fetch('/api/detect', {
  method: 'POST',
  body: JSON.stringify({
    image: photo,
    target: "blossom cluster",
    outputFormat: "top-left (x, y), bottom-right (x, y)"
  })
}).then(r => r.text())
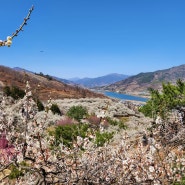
top-left (0, 36), bottom-right (12, 47)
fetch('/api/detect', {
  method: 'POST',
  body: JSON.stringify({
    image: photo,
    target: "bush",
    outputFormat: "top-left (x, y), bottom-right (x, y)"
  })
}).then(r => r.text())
top-left (67, 105), bottom-right (88, 122)
top-left (106, 117), bottom-right (127, 129)
top-left (51, 123), bottom-right (89, 148)
top-left (3, 86), bottom-right (11, 96)
top-left (9, 165), bottom-right (24, 179)
top-left (87, 115), bottom-right (101, 126)
top-left (50, 103), bottom-right (62, 115)
top-left (3, 86), bottom-right (25, 100)
top-left (36, 99), bottom-right (45, 111)
top-left (139, 80), bottom-right (185, 119)
top-left (54, 125), bottom-right (76, 147)
top-left (95, 131), bottom-right (114, 147)
top-left (35, 72), bottom-right (53, 80)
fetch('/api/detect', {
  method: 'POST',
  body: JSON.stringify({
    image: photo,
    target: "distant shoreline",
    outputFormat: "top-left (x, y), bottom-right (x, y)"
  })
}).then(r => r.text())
top-left (103, 91), bottom-right (149, 103)
top-left (92, 89), bottom-right (150, 99)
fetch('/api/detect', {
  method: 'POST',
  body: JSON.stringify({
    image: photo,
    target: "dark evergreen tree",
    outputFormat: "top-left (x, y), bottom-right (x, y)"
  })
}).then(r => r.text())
top-left (50, 103), bottom-right (62, 115)
top-left (139, 79), bottom-right (185, 119)
top-left (67, 105), bottom-right (88, 122)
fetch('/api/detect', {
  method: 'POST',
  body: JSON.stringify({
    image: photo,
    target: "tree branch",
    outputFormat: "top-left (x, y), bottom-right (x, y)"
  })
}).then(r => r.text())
top-left (0, 5), bottom-right (34, 47)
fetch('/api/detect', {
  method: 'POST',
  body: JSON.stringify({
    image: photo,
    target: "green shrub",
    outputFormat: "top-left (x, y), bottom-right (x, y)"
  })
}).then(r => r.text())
top-left (51, 124), bottom-right (89, 148)
top-left (139, 79), bottom-right (185, 119)
top-left (50, 103), bottom-right (62, 115)
top-left (3, 86), bottom-right (11, 96)
top-left (118, 120), bottom-right (127, 129)
top-left (45, 74), bottom-right (53, 80)
top-left (106, 117), bottom-right (118, 126)
top-left (54, 125), bottom-right (76, 147)
top-left (9, 165), bottom-right (24, 179)
top-left (36, 99), bottom-right (45, 111)
top-left (67, 105), bottom-right (88, 122)
top-left (35, 72), bottom-right (53, 80)
top-left (106, 117), bottom-right (127, 129)
top-left (95, 131), bottom-right (114, 147)
top-left (3, 86), bottom-right (25, 100)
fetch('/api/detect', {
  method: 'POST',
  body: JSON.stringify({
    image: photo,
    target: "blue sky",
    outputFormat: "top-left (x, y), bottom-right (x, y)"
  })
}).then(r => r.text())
top-left (0, 0), bottom-right (185, 78)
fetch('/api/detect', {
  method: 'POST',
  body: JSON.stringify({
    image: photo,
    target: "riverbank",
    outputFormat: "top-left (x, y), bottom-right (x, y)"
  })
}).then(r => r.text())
top-left (91, 89), bottom-right (150, 101)
top-left (103, 91), bottom-right (148, 102)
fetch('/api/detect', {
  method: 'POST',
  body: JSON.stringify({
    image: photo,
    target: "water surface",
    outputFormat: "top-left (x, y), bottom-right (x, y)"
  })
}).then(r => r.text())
top-left (104, 91), bottom-right (148, 102)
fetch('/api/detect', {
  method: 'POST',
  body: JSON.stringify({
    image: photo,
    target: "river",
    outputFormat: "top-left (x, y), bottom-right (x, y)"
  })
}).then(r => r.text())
top-left (104, 91), bottom-right (148, 102)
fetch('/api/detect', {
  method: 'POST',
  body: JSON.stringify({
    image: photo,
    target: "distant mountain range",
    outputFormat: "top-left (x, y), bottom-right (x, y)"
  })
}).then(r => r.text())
top-left (13, 67), bottom-right (129, 88)
top-left (70, 73), bottom-right (129, 88)
top-left (7, 64), bottom-right (185, 98)
top-left (102, 64), bottom-right (185, 96)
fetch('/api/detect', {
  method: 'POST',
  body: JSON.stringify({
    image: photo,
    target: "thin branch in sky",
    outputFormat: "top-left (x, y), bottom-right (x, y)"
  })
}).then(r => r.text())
top-left (0, 5), bottom-right (34, 47)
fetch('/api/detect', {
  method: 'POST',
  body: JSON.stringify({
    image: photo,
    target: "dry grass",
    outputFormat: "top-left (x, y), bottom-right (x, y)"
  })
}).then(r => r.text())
top-left (0, 66), bottom-right (106, 101)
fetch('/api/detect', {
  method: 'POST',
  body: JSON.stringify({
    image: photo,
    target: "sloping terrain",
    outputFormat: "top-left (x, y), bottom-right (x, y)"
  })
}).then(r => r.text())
top-left (13, 67), bottom-right (75, 85)
top-left (0, 65), bottom-right (105, 101)
top-left (103, 64), bottom-right (185, 96)
top-left (1, 89), bottom-right (185, 184)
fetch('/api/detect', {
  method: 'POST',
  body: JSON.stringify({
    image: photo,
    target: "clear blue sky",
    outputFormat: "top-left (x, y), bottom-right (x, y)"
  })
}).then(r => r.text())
top-left (0, 0), bottom-right (185, 78)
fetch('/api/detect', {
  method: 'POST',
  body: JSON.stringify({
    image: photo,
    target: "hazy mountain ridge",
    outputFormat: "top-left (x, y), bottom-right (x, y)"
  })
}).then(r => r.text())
top-left (13, 67), bottom-right (129, 87)
top-left (71, 73), bottom-right (129, 88)
top-left (0, 65), bottom-right (106, 101)
top-left (13, 67), bottom-right (74, 85)
top-left (103, 64), bottom-right (185, 96)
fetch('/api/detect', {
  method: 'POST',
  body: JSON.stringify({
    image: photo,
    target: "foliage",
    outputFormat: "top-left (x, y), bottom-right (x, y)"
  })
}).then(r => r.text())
top-left (3, 86), bottom-right (25, 100)
top-left (9, 165), bottom-right (24, 179)
top-left (50, 124), bottom-right (89, 148)
top-left (35, 72), bottom-right (53, 80)
top-left (139, 79), bottom-right (185, 119)
top-left (106, 117), bottom-right (127, 129)
top-left (94, 131), bottom-right (114, 147)
top-left (3, 86), bottom-right (11, 96)
top-left (50, 103), bottom-right (62, 115)
top-left (45, 74), bottom-right (53, 81)
top-left (174, 177), bottom-right (185, 185)
top-left (118, 119), bottom-right (128, 129)
top-left (36, 98), bottom-right (45, 111)
top-left (67, 105), bottom-right (88, 122)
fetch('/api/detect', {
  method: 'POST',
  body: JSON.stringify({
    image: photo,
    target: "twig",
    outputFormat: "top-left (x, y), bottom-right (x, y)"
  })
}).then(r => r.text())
top-left (11, 5), bottom-right (34, 39)
top-left (0, 5), bottom-right (34, 47)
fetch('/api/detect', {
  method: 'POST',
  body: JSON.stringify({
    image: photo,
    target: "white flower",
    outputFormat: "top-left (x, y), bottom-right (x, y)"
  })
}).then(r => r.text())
top-left (6, 40), bottom-right (12, 47)
top-left (149, 166), bottom-right (155, 172)
top-left (7, 36), bottom-right (12, 41)
top-left (105, 176), bottom-right (111, 181)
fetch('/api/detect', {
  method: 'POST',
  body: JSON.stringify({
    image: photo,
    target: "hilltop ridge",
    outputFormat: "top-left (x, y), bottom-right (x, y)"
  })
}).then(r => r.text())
top-left (102, 64), bottom-right (185, 96)
top-left (0, 65), bottom-right (106, 101)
